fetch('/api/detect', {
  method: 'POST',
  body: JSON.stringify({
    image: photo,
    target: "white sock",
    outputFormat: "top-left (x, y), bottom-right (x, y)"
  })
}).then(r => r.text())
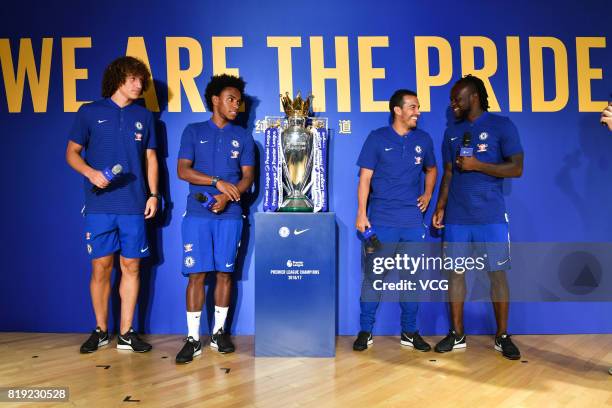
top-left (187, 311), bottom-right (201, 341)
top-left (213, 306), bottom-right (229, 334)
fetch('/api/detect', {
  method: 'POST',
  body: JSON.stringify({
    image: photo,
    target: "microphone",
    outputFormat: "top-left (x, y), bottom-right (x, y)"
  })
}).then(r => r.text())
top-left (359, 227), bottom-right (382, 254)
top-left (459, 132), bottom-right (473, 157)
top-left (92, 164), bottom-right (122, 192)
top-left (194, 192), bottom-right (217, 211)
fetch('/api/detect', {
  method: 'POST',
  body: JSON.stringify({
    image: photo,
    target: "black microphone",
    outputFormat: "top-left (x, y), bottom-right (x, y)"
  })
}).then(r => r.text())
top-left (92, 164), bottom-right (122, 193)
top-left (459, 132), bottom-right (473, 157)
top-left (194, 192), bottom-right (217, 211)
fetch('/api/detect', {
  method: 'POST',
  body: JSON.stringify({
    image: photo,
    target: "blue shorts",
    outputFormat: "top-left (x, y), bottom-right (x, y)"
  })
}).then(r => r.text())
top-left (181, 215), bottom-right (243, 275)
top-left (443, 223), bottom-right (510, 271)
top-left (84, 214), bottom-right (149, 259)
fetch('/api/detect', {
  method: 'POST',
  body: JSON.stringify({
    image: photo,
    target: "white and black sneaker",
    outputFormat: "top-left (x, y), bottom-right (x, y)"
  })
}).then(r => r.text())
top-left (80, 327), bottom-right (109, 353)
top-left (117, 327), bottom-right (152, 353)
top-left (434, 330), bottom-right (466, 353)
top-left (175, 336), bottom-right (202, 364)
top-left (210, 329), bottom-right (235, 353)
top-left (400, 331), bottom-right (431, 352)
top-left (353, 331), bottom-right (374, 351)
top-left (494, 333), bottom-right (521, 360)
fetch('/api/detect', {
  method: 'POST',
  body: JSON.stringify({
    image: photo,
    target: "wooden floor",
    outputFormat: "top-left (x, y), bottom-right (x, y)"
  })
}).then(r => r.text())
top-left (0, 333), bottom-right (611, 407)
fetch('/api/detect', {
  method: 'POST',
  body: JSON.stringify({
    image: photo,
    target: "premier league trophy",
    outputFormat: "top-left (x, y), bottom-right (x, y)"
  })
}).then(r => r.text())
top-left (263, 92), bottom-right (329, 213)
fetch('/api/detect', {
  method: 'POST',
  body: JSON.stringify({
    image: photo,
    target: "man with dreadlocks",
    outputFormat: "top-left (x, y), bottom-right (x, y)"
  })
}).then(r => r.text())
top-left (432, 75), bottom-right (524, 360)
top-left (66, 56), bottom-right (159, 353)
top-left (175, 74), bottom-right (255, 364)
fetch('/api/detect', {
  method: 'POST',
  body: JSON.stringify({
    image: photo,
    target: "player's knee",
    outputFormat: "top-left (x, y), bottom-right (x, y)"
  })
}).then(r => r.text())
top-left (188, 273), bottom-right (206, 285)
top-left (119, 259), bottom-right (140, 277)
top-left (488, 270), bottom-right (507, 287)
top-left (91, 257), bottom-right (113, 277)
top-left (217, 272), bottom-right (232, 284)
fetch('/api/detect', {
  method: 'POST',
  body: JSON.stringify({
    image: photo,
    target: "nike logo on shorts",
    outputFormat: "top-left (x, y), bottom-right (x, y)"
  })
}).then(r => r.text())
top-left (497, 259), bottom-right (509, 266)
top-left (225, 263), bottom-right (233, 268)
top-left (450, 137), bottom-right (458, 141)
top-left (140, 247), bottom-right (149, 253)
top-left (97, 119), bottom-right (108, 124)
top-left (200, 140), bottom-right (208, 144)
top-left (385, 148), bottom-right (393, 151)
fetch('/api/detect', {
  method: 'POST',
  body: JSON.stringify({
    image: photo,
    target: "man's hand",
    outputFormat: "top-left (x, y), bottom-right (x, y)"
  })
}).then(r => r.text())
top-left (355, 213), bottom-right (371, 233)
top-left (432, 208), bottom-right (445, 229)
top-left (216, 180), bottom-right (241, 201)
top-left (417, 193), bottom-right (432, 213)
top-left (601, 105), bottom-right (612, 132)
top-left (144, 197), bottom-right (158, 219)
top-left (86, 168), bottom-right (110, 189)
top-left (211, 194), bottom-right (230, 213)
top-left (456, 155), bottom-right (482, 172)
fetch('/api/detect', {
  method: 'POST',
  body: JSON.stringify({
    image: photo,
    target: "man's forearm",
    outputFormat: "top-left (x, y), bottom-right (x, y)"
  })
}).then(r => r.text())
top-left (435, 171), bottom-right (452, 210)
top-left (357, 179), bottom-right (370, 216)
top-left (146, 153), bottom-right (159, 193)
top-left (423, 167), bottom-right (437, 196)
top-left (236, 175), bottom-right (254, 194)
top-left (66, 150), bottom-right (94, 178)
top-left (475, 161), bottom-right (522, 178)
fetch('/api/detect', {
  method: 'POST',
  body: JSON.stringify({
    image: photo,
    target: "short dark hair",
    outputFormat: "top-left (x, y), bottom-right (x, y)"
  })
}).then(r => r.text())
top-left (453, 74), bottom-right (489, 111)
top-left (101, 56), bottom-right (151, 98)
top-left (204, 74), bottom-right (246, 111)
top-left (389, 89), bottom-right (417, 117)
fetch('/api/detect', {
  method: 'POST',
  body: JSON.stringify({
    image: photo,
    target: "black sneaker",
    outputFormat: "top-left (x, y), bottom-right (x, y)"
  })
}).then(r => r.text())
top-left (210, 329), bottom-right (235, 353)
top-left (400, 331), bottom-right (431, 352)
top-left (495, 333), bottom-right (521, 360)
top-left (80, 327), bottom-right (109, 353)
top-left (353, 331), bottom-right (373, 351)
top-left (175, 336), bottom-right (202, 364)
top-left (434, 330), bottom-right (467, 353)
top-left (117, 327), bottom-right (152, 353)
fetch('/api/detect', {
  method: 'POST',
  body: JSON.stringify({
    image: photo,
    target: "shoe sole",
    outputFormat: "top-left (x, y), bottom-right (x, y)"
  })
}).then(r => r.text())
top-left (353, 338), bottom-right (374, 351)
top-left (80, 338), bottom-right (109, 354)
top-left (400, 341), bottom-right (431, 352)
top-left (435, 343), bottom-right (467, 353)
top-left (494, 344), bottom-right (520, 360)
top-left (176, 348), bottom-right (202, 364)
top-left (209, 342), bottom-right (235, 354)
top-left (117, 344), bottom-right (152, 353)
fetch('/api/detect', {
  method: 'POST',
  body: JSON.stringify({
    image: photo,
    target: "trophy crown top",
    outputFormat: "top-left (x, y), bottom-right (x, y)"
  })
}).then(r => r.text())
top-left (280, 92), bottom-right (313, 117)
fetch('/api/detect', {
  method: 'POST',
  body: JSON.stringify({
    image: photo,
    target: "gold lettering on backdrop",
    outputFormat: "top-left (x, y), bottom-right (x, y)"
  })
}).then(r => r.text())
top-left (414, 36), bottom-right (453, 112)
top-left (267, 36), bottom-right (302, 112)
top-left (62, 37), bottom-right (91, 112)
top-left (529, 37), bottom-right (569, 112)
top-left (506, 36), bottom-right (523, 112)
top-left (0, 38), bottom-right (53, 113)
top-left (575, 37), bottom-right (607, 112)
top-left (166, 37), bottom-right (205, 112)
top-left (310, 36), bottom-right (351, 112)
top-left (126, 36), bottom-right (160, 112)
top-left (358, 36), bottom-right (389, 112)
top-left (460, 36), bottom-right (500, 112)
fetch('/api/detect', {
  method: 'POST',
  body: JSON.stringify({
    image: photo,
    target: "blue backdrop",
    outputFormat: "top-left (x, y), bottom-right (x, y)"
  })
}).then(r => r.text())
top-left (1, 0), bottom-right (611, 335)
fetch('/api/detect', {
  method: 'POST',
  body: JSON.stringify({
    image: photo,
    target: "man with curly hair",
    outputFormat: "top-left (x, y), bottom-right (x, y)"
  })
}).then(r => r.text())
top-left (175, 74), bottom-right (255, 364)
top-left (66, 56), bottom-right (158, 354)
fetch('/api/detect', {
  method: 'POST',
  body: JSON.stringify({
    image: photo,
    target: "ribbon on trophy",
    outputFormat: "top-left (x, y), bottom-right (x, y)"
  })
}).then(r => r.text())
top-left (310, 126), bottom-right (328, 212)
top-left (263, 126), bottom-right (281, 212)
